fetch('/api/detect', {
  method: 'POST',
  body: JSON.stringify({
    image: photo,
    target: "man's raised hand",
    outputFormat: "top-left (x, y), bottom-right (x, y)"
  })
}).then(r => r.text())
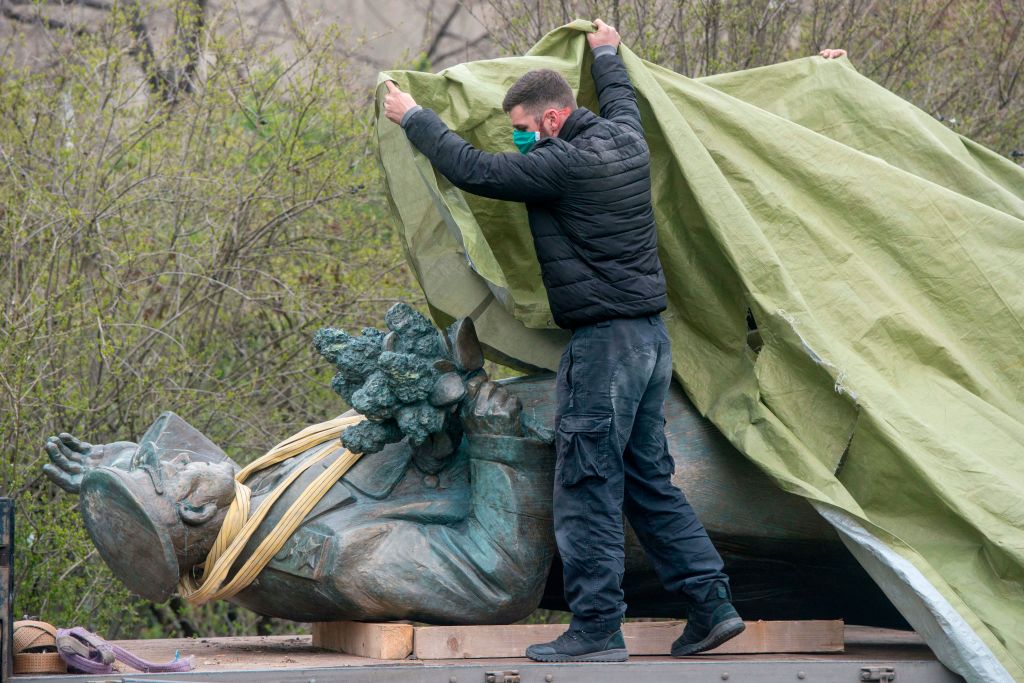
top-left (383, 81), bottom-right (419, 125)
top-left (588, 18), bottom-right (620, 51)
top-left (819, 48), bottom-right (847, 59)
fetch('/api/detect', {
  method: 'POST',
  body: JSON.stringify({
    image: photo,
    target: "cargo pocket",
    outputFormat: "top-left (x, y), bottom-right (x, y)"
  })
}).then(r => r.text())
top-left (556, 413), bottom-right (612, 487)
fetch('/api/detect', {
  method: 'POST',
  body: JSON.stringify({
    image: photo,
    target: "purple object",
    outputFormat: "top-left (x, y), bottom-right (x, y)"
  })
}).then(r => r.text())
top-left (56, 626), bottom-right (194, 674)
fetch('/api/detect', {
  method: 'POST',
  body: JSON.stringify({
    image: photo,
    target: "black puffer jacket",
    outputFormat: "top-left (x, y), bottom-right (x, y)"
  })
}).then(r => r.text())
top-left (402, 53), bottom-right (666, 329)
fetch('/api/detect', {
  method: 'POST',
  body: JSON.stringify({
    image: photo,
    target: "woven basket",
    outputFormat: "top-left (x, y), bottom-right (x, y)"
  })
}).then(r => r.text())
top-left (13, 620), bottom-right (67, 674)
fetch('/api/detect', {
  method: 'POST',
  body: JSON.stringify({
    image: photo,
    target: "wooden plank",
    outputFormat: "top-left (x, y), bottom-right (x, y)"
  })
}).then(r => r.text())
top-left (35, 630), bottom-right (938, 678)
top-left (844, 625), bottom-right (923, 646)
top-left (413, 620), bottom-right (844, 659)
top-left (414, 623), bottom-right (561, 659)
top-left (109, 635), bottom-right (422, 671)
top-left (312, 622), bottom-right (413, 660)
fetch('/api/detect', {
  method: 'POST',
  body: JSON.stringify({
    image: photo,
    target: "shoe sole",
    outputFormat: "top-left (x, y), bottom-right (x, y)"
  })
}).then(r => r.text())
top-left (671, 618), bottom-right (746, 657)
top-left (526, 648), bottom-right (629, 663)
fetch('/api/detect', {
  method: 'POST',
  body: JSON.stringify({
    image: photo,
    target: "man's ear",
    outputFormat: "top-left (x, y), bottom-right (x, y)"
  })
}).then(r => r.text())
top-left (545, 107), bottom-right (573, 136)
top-left (177, 500), bottom-right (219, 526)
top-left (542, 108), bottom-right (560, 135)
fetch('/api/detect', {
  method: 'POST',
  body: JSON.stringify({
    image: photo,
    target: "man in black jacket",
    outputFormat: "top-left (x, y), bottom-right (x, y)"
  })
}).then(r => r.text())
top-left (383, 20), bottom-right (743, 662)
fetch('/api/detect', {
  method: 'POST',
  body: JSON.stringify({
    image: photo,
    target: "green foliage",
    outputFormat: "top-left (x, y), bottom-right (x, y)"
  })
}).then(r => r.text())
top-left (484, 0), bottom-right (1024, 157)
top-left (0, 10), bottom-right (418, 637)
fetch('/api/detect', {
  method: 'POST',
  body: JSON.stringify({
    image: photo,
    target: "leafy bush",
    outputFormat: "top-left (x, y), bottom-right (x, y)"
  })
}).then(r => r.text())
top-left (0, 12), bottom-right (417, 637)
top-left (483, 0), bottom-right (1024, 157)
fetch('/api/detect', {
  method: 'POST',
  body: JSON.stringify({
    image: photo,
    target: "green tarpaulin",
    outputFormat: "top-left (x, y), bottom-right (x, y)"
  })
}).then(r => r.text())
top-left (375, 21), bottom-right (1024, 682)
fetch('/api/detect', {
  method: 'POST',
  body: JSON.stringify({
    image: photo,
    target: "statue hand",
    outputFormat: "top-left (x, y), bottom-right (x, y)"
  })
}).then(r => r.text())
top-left (43, 433), bottom-right (136, 493)
top-left (460, 378), bottom-right (522, 437)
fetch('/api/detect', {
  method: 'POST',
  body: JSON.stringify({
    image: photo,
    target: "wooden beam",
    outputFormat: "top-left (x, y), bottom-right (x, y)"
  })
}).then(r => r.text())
top-left (312, 621), bottom-right (413, 660)
top-left (413, 620), bottom-right (844, 659)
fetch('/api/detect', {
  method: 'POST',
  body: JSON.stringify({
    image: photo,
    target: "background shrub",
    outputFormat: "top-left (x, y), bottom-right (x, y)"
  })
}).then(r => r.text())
top-left (0, 11), bottom-right (417, 636)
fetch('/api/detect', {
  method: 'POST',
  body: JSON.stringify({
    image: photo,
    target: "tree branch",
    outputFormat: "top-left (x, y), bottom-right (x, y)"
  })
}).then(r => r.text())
top-left (424, 2), bottom-right (461, 60)
top-left (431, 31), bottom-right (489, 63)
top-left (121, 0), bottom-right (170, 96)
top-left (7, 0), bottom-right (111, 8)
top-left (1, 3), bottom-right (93, 37)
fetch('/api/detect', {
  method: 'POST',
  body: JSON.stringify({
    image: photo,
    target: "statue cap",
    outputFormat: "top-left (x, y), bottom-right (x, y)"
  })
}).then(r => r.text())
top-left (79, 467), bottom-right (179, 602)
top-left (137, 411), bottom-right (230, 465)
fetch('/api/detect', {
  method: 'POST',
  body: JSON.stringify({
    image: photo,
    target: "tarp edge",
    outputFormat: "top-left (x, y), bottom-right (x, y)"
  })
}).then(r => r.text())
top-left (812, 502), bottom-right (1014, 683)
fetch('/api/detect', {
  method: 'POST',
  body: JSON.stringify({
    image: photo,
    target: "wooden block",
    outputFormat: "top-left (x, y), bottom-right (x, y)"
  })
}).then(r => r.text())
top-left (623, 620), bottom-right (844, 656)
top-left (415, 624), bottom-right (564, 660)
top-left (312, 621), bottom-right (413, 660)
top-left (413, 620), bottom-right (844, 659)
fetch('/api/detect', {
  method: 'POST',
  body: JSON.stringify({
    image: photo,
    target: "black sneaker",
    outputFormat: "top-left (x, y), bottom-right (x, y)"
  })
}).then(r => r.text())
top-left (525, 627), bottom-right (628, 662)
top-left (671, 601), bottom-right (745, 656)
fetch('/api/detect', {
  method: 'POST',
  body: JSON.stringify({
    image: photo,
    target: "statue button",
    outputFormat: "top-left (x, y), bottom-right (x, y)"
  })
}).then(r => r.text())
top-left (423, 474), bottom-right (439, 489)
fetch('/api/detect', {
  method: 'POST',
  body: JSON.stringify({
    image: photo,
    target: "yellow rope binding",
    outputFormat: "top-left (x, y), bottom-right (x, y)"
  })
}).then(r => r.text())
top-left (179, 414), bottom-right (366, 605)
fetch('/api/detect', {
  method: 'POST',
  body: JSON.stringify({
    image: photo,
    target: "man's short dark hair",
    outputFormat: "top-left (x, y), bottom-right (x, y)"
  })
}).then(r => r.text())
top-left (502, 69), bottom-right (576, 117)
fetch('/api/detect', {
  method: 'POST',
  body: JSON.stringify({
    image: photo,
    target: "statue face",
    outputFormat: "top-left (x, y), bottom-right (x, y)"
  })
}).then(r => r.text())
top-left (167, 458), bottom-right (238, 519)
top-left (79, 457), bottom-right (236, 601)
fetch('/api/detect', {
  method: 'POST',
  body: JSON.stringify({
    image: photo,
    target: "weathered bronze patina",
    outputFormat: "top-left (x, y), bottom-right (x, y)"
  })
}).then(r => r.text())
top-left (44, 304), bottom-right (904, 626)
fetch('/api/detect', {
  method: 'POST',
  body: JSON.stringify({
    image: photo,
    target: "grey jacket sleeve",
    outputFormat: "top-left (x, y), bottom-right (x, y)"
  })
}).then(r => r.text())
top-left (400, 105), bottom-right (423, 127)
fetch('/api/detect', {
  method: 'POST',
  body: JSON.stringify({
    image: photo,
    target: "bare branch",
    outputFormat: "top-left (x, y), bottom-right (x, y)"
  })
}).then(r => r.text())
top-left (431, 30), bottom-right (489, 63)
top-left (7, 0), bottom-right (111, 8)
top-left (424, 2), bottom-right (462, 60)
top-left (1, 3), bottom-right (93, 36)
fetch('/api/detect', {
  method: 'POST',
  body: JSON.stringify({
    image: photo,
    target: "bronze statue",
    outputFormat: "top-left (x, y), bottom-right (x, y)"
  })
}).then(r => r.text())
top-left (43, 304), bottom-right (905, 627)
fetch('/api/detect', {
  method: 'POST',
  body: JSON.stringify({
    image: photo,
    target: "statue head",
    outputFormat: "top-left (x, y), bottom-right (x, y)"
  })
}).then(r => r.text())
top-left (79, 442), bottom-right (236, 602)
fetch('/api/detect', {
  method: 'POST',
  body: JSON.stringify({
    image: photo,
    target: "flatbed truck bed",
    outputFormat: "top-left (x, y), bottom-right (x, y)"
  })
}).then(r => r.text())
top-left (11, 626), bottom-right (962, 683)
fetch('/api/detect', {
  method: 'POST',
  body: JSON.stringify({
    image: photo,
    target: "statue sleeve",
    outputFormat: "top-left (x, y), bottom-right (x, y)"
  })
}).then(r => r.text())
top-left (350, 434), bottom-right (556, 624)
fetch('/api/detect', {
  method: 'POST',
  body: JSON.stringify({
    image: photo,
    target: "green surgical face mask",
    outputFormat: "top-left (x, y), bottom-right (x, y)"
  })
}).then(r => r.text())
top-left (512, 129), bottom-right (540, 154)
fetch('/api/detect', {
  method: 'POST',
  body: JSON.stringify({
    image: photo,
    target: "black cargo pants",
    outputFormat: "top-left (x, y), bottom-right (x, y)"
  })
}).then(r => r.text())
top-left (554, 314), bottom-right (731, 633)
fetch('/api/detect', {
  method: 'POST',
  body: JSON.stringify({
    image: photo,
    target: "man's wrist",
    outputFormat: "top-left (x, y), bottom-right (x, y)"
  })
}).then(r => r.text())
top-left (400, 105), bottom-right (423, 128)
top-left (591, 44), bottom-right (618, 60)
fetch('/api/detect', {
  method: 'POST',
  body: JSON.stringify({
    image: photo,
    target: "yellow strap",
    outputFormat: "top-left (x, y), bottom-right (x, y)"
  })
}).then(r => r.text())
top-left (235, 414), bottom-right (365, 481)
top-left (179, 415), bottom-right (366, 605)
